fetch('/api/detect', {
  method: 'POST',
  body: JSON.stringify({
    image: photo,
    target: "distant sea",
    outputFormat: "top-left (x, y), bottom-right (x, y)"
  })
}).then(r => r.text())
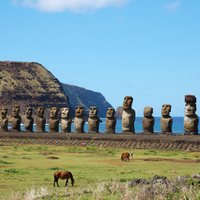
top-left (19, 117), bottom-right (200, 135)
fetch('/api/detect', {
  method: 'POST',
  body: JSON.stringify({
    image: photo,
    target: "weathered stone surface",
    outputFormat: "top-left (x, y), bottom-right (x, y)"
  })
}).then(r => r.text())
top-left (142, 106), bottom-right (154, 134)
top-left (105, 107), bottom-right (116, 134)
top-left (61, 107), bottom-right (72, 133)
top-left (24, 106), bottom-right (34, 132)
top-left (0, 107), bottom-right (8, 131)
top-left (74, 105), bottom-right (85, 133)
top-left (184, 95), bottom-right (198, 134)
top-left (49, 107), bottom-right (59, 132)
top-left (35, 107), bottom-right (46, 132)
top-left (161, 104), bottom-right (173, 134)
top-left (122, 96), bottom-right (135, 133)
top-left (88, 106), bottom-right (101, 133)
top-left (11, 105), bottom-right (22, 132)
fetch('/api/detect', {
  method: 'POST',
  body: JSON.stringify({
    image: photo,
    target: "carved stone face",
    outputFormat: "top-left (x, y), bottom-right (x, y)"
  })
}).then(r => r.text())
top-left (13, 105), bottom-right (20, 117)
top-left (89, 106), bottom-right (98, 118)
top-left (1, 107), bottom-right (8, 118)
top-left (75, 106), bottom-right (84, 117)
top-left (106, 108), bottom-right (115, 118)
top-left (144, 107), bottom-right (153, 117)
top-left (185, 103), bottom-right (196, 116)
top-left (25, 106), bottom-right (33, 117)
top-left (162, 104), bottom-right (171, 117)
top-left (61, 107), bottom-right (70, 118)
top-left (123, 96), bottom-right (133, 110)
top-left (50, 107), bottom-right (58, 118)
top-left (37, 107), bottom-right (45, 118)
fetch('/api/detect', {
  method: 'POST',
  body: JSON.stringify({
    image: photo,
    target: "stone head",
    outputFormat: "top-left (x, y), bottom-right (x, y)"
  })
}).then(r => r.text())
top-left (61, 107), bottom-right (70, 118)
top-left (36, 107), bottom-right (45, 118)
top-left (144, 107), bottom-right (153, 117)
top-left (89, 106), bottom-right (98, 118)
top-left (25, 106), bottom-right (33, 117)
top-left (1, 107), bottom-right (8, 118)
top-left (123, 96), bottom-right (133, 110)
top-left (50, 107), bottom-right (58, 119)
top-left (162, 104), bottom-right (171, 117)
top-left (13, 105), bottom-right (20, 117)
top-left (106, 107), bottom-right (115, 118)
top-left (75, 105), bottom-right (84, 118)
top-left (185, 103), bottom-right (196, 117)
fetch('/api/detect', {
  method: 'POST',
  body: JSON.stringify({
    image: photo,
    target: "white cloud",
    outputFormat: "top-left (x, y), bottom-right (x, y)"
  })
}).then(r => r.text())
top-left (16, 0), bottom-right (128, 13)
top-left (165, 0), bottom-right (181, 13)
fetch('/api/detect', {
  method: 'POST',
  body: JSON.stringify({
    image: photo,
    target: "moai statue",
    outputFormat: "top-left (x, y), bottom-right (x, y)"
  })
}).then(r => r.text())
top-left (88, 106), bottom-right (101, 133)
top-left (61, 107), bottom-right (72, 133)
top-left (24, 106), bottom-right (34, 132)
top-left (105, 107), bottom-right (116, 134)
top-left (122, 96), bottom-right (135, 133)
top-left (161, 104), bottom-right (173, 134)
top-left (35, 107), bottom-right (46, 132)
top-left (74, 105), bottom-right (85, 133)
top-left (49, 107), bottom-right (59, 132)
top-left (0, 107), bottom-right (8, 131)
top-left (184, 95), bottom-right (198, 134)
top-left (142, 106), bottom-right (154, 134)
top-left (11, 105), bottom-right (22, 132)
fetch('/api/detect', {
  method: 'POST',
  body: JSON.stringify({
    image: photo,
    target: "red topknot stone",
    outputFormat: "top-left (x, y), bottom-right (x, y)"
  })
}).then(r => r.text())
top-left (185, 95), bottom-right (196, 104)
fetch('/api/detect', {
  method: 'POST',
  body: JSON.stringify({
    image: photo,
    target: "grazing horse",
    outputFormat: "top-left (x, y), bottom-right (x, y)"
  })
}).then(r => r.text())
top-left (53, 171), bottom-right (74, 187)
top-left (121, 151), bottom-right (133, 161)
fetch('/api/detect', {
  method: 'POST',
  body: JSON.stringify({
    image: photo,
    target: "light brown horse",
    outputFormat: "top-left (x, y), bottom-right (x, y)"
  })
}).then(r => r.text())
top-left (53, 171), bottom-right (74, 187)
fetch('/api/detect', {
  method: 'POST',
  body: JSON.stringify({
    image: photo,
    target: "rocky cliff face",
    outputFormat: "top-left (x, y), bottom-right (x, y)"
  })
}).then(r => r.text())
top-left (0, 61), bottom-right (69, 115)
top-left (62, 83), bottom-right (112, 117)
top-left (0, 61), bottom-right (112, 117)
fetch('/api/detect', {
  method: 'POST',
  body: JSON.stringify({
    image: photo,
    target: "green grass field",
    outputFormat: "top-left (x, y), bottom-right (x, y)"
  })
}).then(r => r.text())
top-left (0, 144), bottom-right (200, 200)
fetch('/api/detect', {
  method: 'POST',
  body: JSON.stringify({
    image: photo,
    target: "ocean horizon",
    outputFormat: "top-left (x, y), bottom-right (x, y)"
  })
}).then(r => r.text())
top-left (18, 117), bottom-right (200, 135)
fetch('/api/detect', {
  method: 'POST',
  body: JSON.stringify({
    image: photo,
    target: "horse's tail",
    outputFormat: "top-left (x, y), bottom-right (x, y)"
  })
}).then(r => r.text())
top-left (69, 172), bottom-right (74, 186)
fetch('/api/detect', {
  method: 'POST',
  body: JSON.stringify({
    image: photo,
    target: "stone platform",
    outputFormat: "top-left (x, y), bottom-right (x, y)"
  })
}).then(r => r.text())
top-left (0, 132), bottom-right (199, 152)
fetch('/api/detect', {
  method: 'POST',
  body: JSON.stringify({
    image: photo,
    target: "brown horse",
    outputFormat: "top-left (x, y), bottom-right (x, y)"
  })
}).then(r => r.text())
top-left (53, 171), bottom-right (74, 187)
top-left (121, 151), bottom-right (133, 161)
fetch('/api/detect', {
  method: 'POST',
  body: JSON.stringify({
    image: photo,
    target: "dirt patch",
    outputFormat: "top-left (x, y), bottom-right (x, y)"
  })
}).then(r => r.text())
top-left (47, 156), bottom-right (59, 159)
top-left (134, 158), bottom-right (200, 163)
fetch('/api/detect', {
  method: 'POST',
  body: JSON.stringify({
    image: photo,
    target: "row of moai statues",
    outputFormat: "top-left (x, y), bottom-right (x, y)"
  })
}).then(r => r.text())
top-left (122, 95), bottom-right (198, 135)
top-left (0, 105), bottom-right (115, 133)
top-left (0, 95), bottom-right (198, 134)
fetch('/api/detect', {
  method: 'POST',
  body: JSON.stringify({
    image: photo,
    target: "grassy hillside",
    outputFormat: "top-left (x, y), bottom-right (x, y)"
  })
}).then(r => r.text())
top-left (0, 144), bottom-right (199, 199)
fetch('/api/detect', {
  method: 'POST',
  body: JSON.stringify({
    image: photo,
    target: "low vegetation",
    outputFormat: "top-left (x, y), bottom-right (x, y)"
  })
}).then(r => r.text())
top-left (0, 144), bottom-right (199, 199)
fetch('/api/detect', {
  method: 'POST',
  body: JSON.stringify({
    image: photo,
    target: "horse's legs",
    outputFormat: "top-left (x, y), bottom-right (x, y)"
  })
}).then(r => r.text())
top-left (54, 176), bottom-right (59, 187)
top-left (65, 178), bottom-right (68, 187)
top-left (57, 179), bottom-right (59, 187)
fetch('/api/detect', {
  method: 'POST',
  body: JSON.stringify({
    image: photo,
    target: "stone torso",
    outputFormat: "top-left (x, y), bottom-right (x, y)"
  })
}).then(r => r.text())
top-left (12, 116), bottom-right (22, 132)
top-left (61, 118), bottom-right (72, 133)
top-left (74, 117), bottom-right (85, 133)
top-left (142, 107), bottom-right (154, 134)
top-left (49, 118), bottom-right (59, 132)
top-left (184, 115), bottom-right (198, 134)
top-left (161, 117), bottom-right (172, 134)
top-left (106, 118), bottom-right (116, 133)
top-left (24, 117), bottom-right (34, 132)
top-left (122, 109), bottom-right (135, 133)
top-left (88, 117), bottom-right (100, 133)
top-left (36, 117), bottom-right (46, 132)
top-left (0, 117), bottom-right (8, 131)
top-left (142, 117), bottom-right (154, 133)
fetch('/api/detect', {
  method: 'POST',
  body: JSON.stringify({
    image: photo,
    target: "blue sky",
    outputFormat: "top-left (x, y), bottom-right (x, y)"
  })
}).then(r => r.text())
top-left (1, 0), bottom-right (200, 116)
